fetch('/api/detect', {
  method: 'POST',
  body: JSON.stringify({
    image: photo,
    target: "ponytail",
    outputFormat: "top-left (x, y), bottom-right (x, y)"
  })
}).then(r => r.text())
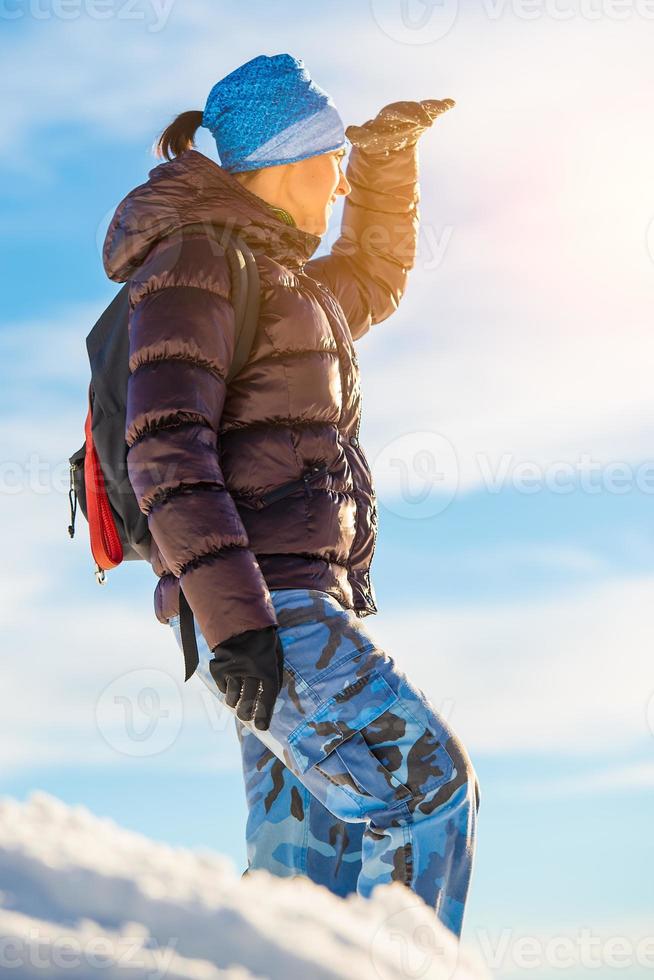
top-left (153, 110), bottom-right (204, 161)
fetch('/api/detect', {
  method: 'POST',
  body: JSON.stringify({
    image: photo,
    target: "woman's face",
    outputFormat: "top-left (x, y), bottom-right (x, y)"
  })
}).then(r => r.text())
top-left (237, 148), bottom-right (351, 237)
top-left (281, 148), bottom-right (351, 236)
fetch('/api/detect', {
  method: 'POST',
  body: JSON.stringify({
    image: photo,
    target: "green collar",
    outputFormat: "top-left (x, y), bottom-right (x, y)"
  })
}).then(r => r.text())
top-left (265, 203), bottom-right (297, 227)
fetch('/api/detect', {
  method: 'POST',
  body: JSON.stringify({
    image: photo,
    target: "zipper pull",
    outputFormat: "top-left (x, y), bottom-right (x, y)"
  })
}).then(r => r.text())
top-left (303, 464), bottom-right (329, 499)
top-left (303, 469), bottom-right (315, 498)
top-left (68, 462), bottom-right (78, 538)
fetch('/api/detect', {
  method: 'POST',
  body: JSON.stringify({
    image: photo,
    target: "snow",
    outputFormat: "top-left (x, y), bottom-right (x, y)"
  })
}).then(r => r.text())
top-left (0, 791), bottom-right (490, 980)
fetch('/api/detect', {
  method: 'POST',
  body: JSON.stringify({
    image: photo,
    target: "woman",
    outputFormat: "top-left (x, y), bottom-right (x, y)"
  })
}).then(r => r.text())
top-left (103, 53), bottom-right (479, 937)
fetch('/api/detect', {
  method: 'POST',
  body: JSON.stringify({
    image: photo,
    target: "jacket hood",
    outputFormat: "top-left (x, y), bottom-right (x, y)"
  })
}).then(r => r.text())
top-left (102, 149), bottom-right (323, 282)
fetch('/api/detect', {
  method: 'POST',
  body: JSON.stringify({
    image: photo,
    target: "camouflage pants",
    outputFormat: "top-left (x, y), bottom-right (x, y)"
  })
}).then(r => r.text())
top-left (170, 588), bottom-right (480, 938)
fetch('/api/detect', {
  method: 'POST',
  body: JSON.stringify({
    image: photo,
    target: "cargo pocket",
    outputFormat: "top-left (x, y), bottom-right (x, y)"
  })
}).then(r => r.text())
top-left (353, 699), bottom-right (456, 806)
top-left (290, 677), bottom-right (460, 818)
top-left (287, 670), bottom-right (418, 819)
top-left (287, 669), bottom-right (399, 776)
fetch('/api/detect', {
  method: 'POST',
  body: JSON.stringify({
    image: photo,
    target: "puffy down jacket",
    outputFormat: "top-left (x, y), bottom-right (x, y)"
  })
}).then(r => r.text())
top-left (102, 144), bottom-right (419, 656)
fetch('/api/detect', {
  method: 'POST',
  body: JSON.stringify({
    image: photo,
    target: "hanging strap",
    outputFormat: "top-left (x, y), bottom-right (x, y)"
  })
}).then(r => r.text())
top-left (179, 586), bottom-right (199, 682)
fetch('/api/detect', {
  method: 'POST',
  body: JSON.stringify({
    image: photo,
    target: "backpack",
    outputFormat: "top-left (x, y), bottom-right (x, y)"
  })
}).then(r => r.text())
top-left (68, 223), bottom-right (261, 679)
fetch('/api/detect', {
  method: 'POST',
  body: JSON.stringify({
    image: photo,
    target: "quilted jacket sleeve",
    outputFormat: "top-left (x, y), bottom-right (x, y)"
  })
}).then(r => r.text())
top-left (124, 235), bottom-right (278, 652)
top-left (305, 142), bottom-right (420, 342)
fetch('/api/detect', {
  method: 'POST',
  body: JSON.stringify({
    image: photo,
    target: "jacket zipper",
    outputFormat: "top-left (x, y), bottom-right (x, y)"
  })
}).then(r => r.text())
top-left (352, 439), bottom-right (379, 615)
top-left (350, 351), bottom-right (378, 613)
top-left (256, 463), bottom-right (331, 509)
top-left (306, 274), bottom-right (377, 611)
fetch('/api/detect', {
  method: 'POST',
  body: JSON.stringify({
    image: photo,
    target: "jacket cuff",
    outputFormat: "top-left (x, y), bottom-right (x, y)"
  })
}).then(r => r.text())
top-left (179, 547), bottom-right (278, 651)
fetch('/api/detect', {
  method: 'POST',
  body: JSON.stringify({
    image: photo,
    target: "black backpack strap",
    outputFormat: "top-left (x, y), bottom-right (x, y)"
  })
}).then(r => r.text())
top-left (157, 222), bottom-right (260, 383)
top-left (174, 226), bottom-right (261, 682)
top-left (224, 234), bottom-right (261, 384)
top-left (179, 585), bottom-right (199, 682)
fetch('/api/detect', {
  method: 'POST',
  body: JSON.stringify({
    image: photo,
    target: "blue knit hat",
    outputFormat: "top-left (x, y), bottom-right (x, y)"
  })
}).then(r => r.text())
top-left (202, 53), bottom-right (346, 173)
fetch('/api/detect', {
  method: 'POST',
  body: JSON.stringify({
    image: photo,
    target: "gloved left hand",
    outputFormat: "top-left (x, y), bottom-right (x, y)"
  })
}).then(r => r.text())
top-left (345, 99), bottom-right (455, 155)
top-left (209, 625), bottom-right (284, 731)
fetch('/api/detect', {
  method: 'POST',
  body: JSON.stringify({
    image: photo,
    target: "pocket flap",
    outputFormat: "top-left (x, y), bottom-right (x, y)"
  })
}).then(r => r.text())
top-left (288, 669), bottom-right (398, 774)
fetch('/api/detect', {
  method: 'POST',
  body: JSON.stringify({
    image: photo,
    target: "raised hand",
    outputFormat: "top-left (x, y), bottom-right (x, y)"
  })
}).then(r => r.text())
top-left (345, 98), bottom-right (456, 155)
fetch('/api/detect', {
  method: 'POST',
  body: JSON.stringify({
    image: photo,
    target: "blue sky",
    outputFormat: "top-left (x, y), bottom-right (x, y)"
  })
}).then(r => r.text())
top-left (2, 2), bottom-right (654, 976)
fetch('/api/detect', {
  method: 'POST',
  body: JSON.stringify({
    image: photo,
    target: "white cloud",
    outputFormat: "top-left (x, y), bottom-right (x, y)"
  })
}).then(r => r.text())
top-left (415, 543), bottom-right (610, 577)
top-left (0, 303), bottom-right (101, 390)
top-left (518, 761), bottom-right (654, 798)
top-left (0, 791), bottom-right (489, 980)
top-left (361, 576), bottom-right (654, 757)
top-left (5, 571), bottom-right (650, 776)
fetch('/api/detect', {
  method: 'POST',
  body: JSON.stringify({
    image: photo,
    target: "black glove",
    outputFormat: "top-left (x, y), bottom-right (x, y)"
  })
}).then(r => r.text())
top-left (209, 625), bottom-right (284, 731)
top-left (345, 99), bottom-right (455, 155)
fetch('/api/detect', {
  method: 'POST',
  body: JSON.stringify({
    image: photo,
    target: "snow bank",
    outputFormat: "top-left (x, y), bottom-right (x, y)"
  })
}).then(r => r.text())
top-left (0, 791), bottom-right (489, 980)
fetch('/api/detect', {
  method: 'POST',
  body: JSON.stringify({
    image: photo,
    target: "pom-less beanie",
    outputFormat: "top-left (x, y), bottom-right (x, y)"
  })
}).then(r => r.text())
top-left (202, 53), bottom-right (346, 173)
